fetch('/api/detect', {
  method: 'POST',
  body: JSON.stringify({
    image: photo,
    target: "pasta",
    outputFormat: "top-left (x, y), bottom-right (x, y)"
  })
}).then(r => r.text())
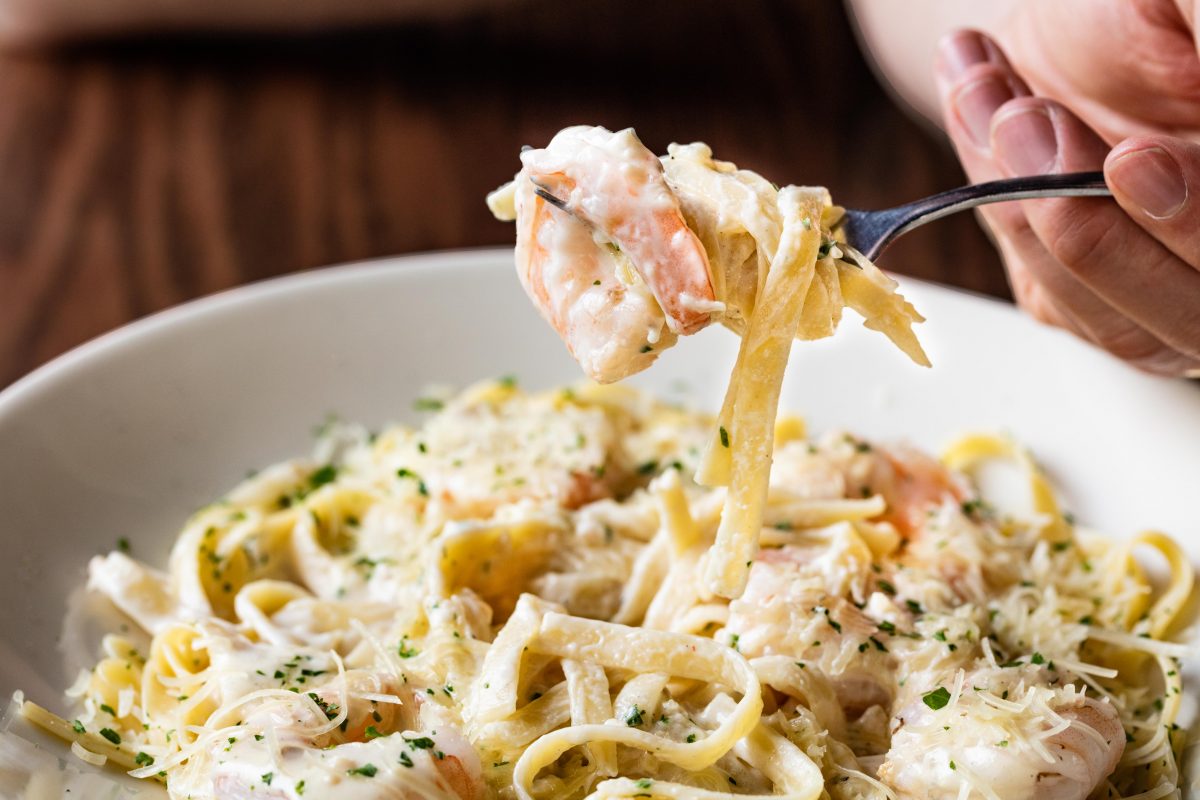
top-left (18, 381), bottom-right (1196, 800)
top-left (13, 125), bottom-right (1195, 800)
top-left (487, 127), bottom-right (928, 598)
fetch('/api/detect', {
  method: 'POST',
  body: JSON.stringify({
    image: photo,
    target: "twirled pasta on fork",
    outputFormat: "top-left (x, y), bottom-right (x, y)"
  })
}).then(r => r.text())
top-left (489, 124), bottom-right (928, 598)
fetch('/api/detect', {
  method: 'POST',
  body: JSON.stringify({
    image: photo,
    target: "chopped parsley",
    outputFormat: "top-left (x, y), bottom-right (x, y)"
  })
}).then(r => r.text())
top-left (922, 686), bottom-right (952, 710)
top-left (719, 426), bottom-right (729, 448)
top-left (396, 468), bottom-right (429, 496)
top-left (398, 636), bottom-right (419, 658)
top-left (960, 498), bottom-right (989, 517)
top-left (877, 579), bottom-right (896, 596)
top-left (135, 752), bottom-right (154, 766)
top-left (262, 772), bottom-right (274, 786)
top-left (404, 736), bottom-right (436, 750)
top-left (71, 720), bottom-right (85, 734)
top-left (307, 692), bottom-right (339, 720)
top-left (308, 465), bottom-right (338, 490)
top-left (347, 764), bottom-right (378, 778)
top-left (399, 752), bottom-right (413, 767)
top-left (625, 705), bottom-right (645, 726)
top-left (99, 728), bottom-right (121, 745)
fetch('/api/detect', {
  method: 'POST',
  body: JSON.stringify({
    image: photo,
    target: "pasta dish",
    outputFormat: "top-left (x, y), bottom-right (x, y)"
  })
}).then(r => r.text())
top-left (13, 126), bottom-right (1194, 800)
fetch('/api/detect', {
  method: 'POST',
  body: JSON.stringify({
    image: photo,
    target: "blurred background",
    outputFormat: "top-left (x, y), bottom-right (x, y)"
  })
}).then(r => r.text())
top-left (0, 0), bottom-right (1005, 389)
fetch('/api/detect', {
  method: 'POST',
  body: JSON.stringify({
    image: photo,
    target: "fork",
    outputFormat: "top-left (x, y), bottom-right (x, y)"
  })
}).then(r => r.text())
top-left (534, 171), bottom-right (1111, 262)
top-left (836, 171), bottom-right (1111, 260)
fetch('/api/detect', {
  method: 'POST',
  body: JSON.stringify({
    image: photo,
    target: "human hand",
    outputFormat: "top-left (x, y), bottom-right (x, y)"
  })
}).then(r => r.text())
top-left (934, 22), bottom-right (1200, 376)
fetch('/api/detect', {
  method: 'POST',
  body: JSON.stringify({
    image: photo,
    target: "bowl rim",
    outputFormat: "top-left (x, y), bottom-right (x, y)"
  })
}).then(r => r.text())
top-left (2, 246), bottom-right (1024, 417)
top-left (0, 247), bottom-right (516, 414)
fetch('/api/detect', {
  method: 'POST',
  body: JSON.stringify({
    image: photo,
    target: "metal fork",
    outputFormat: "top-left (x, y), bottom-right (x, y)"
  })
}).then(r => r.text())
top-left (534, 171), bottom-right (1111, 262)
top-left (831, 171), bottom-right (1110, 260)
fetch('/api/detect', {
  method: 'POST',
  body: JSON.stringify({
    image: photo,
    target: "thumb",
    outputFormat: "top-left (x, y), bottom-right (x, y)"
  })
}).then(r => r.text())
top-left (1105, 135), bottom-right (1200, 270)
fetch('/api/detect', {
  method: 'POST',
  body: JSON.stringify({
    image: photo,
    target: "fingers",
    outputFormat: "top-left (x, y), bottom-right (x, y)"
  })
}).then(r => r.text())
top-left (991, 100), bottom-right (1200, 364)
top-left (935, 31), bottom-right (1030, 213)
top-left (936, 31), bottom-right (1057, 305)
top-left (934, 29), bottom-right (1200, 375)
top-left (1107, 137), bottom-right (1200, 374)
top-left (936, 37), bottom-right (1157, 357)
top-left (1106, 136), bottom-right (1198, 263)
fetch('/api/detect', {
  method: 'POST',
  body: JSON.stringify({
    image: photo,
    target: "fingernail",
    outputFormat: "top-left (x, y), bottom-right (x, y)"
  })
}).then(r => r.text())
top-left (993, 106), bottom-right (1059, 176)
top-left (939, 30), bottom-right (1001, 81)
top-left (1107, 147), bottom-right (1188, 219)
top-left (952, 75), bottom-right (1017, 149)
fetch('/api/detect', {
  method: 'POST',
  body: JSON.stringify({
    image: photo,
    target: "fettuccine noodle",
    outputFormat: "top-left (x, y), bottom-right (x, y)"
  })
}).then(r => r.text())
top-left (18, 382), bottom-right (1195, 800)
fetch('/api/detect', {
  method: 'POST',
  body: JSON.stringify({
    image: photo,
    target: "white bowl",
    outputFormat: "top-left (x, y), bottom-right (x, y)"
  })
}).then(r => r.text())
top-left (0, 247), bottom-right (1197, 779)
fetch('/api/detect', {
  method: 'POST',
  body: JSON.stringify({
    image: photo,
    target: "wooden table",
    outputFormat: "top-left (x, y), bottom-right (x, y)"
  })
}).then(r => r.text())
top-left (0, 0), bottom-right (1005, 389)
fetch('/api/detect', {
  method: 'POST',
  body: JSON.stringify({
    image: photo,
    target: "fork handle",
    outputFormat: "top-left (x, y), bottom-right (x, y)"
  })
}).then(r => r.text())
top-left (896, 170), bottom-right (1109, 224)
top-left (853, 171), bottom-right (1111, 259)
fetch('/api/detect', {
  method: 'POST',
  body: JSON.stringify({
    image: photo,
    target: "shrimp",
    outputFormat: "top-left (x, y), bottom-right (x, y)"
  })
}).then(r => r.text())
top-left (307, 673), bottom-right (412, 746)
top-left (880, 669), bottom-right (1124, 800)
top-left (802, 436), bottom-right (986, 598)
top-left (877, 449), bottom-right (967, 541)
top-left (194, 625), bottom-right (483, 799)
top-left (724, 548), bottom-right (896, 725)
top-left (841, 443), bottom-right (968, 541)
top-left (490, 126), bottom-right (719, 383)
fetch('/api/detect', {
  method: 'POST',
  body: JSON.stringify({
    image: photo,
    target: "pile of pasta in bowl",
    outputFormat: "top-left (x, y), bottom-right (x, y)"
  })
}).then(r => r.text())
top-left (15, 125), bottom-right (1196, 800)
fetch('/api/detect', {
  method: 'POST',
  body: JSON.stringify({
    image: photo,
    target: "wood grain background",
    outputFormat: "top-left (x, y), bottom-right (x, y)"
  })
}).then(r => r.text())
top-left (0, 0), bottom-right (1005, 388)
